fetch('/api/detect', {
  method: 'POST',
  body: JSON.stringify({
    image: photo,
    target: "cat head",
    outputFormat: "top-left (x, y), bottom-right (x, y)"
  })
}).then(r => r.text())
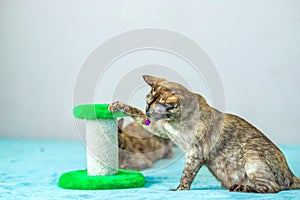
top-left (143, 75), bottom-right (187, 122)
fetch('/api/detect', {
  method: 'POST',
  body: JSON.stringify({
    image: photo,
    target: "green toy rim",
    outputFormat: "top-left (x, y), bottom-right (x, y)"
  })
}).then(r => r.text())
top-left (73, 104), bottom-right (125, 119)
top-left (58, 169), bottom-right (145, 190)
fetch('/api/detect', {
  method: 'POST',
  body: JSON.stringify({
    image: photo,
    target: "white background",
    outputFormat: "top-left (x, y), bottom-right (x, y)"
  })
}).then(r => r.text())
top-left (1, 0), bottom-right (299, 144)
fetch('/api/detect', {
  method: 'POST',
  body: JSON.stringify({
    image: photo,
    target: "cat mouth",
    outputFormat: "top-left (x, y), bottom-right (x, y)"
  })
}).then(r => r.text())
top-left (146, 113), bottom-right (170, 122)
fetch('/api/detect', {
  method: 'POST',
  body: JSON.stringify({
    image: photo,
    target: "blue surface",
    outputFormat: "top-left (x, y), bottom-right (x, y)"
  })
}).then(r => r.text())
top-left (1, 138), bottom-right (300, 200)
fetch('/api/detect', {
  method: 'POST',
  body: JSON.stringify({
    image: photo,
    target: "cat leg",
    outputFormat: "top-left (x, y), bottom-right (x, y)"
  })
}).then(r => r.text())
top-left (109, 101), bottom-right (170, 138)
top-left (170, 148), bottom-right (203, 191)
top-left (243, 156), bottom-right (281, 193)
top-left (109, 101), bottom-right (145, 121)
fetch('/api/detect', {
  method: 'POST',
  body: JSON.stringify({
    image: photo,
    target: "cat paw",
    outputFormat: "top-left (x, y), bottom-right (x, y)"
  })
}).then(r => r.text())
top-left (229, 184), bottom-right (255, 193)
top-left (109, 101), bottom-right (145, 118)
top-left (254, 183), bottom-right (271, 193)
top-left (169, 185), bottom-right (190, 191)
top-left (109, 101), bottom-right (129, 113)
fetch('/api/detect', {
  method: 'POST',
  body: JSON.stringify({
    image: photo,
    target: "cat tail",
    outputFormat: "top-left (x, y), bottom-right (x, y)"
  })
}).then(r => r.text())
top-left (290, 176), bottom-right (300, 190)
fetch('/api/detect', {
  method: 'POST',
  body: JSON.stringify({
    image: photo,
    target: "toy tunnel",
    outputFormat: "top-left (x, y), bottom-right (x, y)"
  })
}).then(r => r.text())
top-left (58, 104), bottom-right (146, 190)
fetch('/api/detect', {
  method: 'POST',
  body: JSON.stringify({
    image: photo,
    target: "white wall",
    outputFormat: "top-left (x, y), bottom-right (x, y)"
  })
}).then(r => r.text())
top-left (0, 0), bottom-right (299, 144)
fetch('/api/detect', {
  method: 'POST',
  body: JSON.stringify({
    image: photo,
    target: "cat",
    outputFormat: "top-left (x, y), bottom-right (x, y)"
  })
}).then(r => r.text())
top-left (118, 118), bottom-right (173, 170)
top-left (109, 75), bottom-right (300, 193)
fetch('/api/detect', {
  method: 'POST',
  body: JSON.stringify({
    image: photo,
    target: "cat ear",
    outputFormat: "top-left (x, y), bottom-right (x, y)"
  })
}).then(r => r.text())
top-left (143, 75), bottom-right (164, 87)
top-left (117, 119), bottom-right (124, 133)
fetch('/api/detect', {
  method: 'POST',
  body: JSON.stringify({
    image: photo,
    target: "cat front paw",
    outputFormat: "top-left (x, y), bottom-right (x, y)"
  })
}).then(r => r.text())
top-left (109, 101), bottom-right (145, 118)
top-left (108, 101), bottom-right (120, 112)
top-left (229, 184), bottom-right (255, 193)
top-left (109, 101), bottom-right (130, 113)
top-left (169, 185), bottom-right (190, 191)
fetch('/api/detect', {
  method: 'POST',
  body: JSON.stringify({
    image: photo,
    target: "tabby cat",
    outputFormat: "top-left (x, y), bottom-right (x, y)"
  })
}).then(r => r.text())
top-left (118, 119), bottom-right (173, 170)
top-left (109, 75), bottom-right (300, 193)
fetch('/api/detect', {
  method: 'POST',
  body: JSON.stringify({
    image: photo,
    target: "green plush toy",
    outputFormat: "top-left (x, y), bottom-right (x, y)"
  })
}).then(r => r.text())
top-left (58, 104), bottom-right (146, 190)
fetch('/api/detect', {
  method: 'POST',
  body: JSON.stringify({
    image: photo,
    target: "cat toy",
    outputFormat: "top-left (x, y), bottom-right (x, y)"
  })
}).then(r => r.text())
top-left (58, 104), bottom-right (145, 190)
top-left (144, 119), bottom-right (151, 126)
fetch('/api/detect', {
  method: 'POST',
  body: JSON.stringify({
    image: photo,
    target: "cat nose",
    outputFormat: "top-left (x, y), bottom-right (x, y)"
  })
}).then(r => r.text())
top-left (146, 110), bottom-right (151, 117)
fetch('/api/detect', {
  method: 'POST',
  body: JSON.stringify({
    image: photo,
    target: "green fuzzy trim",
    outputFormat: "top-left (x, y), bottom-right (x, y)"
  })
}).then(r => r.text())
top-left (58, 169), bottom-right (145, 190)
top-left (73, 104), bottom-right (125, 119)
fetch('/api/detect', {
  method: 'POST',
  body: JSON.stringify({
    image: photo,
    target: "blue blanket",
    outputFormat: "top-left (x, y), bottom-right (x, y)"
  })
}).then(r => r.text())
top-left (1, 138), bottom-right (300, 199)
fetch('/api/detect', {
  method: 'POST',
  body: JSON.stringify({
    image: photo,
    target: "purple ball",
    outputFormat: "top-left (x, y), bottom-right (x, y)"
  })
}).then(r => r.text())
top-left (145, 119), bottom-right (151, 125)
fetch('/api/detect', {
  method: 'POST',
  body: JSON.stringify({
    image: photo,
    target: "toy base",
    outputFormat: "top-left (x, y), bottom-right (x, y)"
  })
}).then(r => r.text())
top-left (58, 169), bottom-right (145, 190)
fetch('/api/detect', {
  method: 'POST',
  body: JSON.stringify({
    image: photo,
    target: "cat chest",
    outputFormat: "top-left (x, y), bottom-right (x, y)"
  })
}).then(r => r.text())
top-left (163, 123), bottom-right (180, 137)
top-left (163, 123), bottom-right (199, 150)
